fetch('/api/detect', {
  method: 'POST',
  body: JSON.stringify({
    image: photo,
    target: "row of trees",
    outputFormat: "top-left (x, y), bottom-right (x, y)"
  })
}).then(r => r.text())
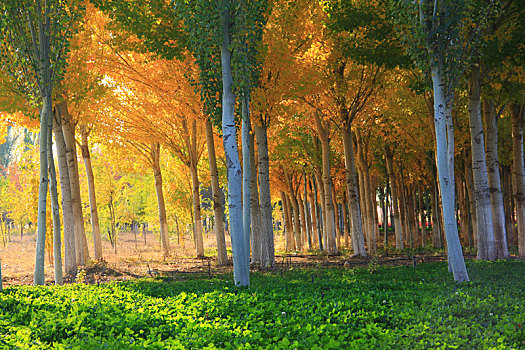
top-left (0, 0), bottom-right (524, 287)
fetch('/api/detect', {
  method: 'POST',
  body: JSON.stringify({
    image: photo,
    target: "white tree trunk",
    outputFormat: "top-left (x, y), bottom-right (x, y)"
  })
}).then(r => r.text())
top-left (431, 63), bottom-right (469, 282)
top-left (53, 110), bottom-right (77, 278)
top-left (510, 102), bottom-right (525, 256)
top-left (221, 1), bottom-right (249, 286)
top-left (151, 144), bottom-right (170, 256)
top-left (59, 102), bottom-right (89, 265)
top-left (254, 124), bottom-right (274, 267)
top-left (48, 122), bottom-right (63, 285)
top-left (190, 163), bottom-right (205, 257)
top-left (34, 92), bottom-right (51, 286)
top-left (468, 67), bottom-right (495, 260)
top-left (205, 119), bottom-right (228, 265)
top-left (483, 99), bottom-right (509, 258)
top-left (314, 114), bottom-right (337, 254)
top-left (342, 126), bottom-right (366, 256)
top-left (80, 127), bottom-right (103, 261)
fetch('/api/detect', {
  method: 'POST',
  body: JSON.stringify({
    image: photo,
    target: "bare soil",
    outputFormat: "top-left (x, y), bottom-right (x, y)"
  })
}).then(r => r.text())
top-left (1, 229), bottom-right (457, 286)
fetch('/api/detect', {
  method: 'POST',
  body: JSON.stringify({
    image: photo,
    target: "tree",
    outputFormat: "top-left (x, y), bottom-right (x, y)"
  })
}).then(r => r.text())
top-left (393, 0), bottom-right (470, 282)
top-left (0, 0), bottom-right (80, 285)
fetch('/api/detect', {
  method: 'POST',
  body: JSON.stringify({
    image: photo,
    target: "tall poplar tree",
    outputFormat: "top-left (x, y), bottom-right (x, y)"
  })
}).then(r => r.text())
top-left (0, 0), bottom-right (80, 285)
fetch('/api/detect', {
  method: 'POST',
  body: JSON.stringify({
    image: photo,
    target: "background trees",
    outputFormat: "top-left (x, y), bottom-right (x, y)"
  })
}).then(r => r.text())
top-left (1, 0), bottom-right (525, 285)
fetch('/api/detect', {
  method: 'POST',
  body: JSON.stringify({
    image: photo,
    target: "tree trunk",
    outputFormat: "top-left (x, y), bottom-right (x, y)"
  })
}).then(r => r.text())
top-left (464, 154), bottom-right (477, 247)
top-left (150, 144), bottom-right (170, 256)
top-left (483, 99), bottom-right (508, 258)
top-left (468, 67), bottom-right (495, 260)
top-left (254, 124), bottom-right (274, 267)
top-left (303, 173), bottom-right (313, 250)
top-left (308, 178), bottom-right (320, 248)
top-left (34, 92), bottom-right (51, 286)
top-left (80, 126), bottom-right (103, 261)
top-left (47, 121), bottom-right (63, 285)
top-left (58, 102), bottom-right (89, 265)
top-left (205, 119), bottom-right (228, 265)
top-left (241, 96), bottom-right (251, 266)
top-left (289, 190), bottom-right (303, 251)
top-left (249, 132), bottom-right (262, 265)
top-left (385, 146), bottom-right (403, 249)
top-left (510, 102), bottom-right (525, 256)
top-left (190, 162), bottom-right (205, 257)
top-left (314, 113), bottom-right (337, 254)
top-left (502, 166), bottom-right (515, 247)
top-left (457, 178), bottom-right (470, 246)
top-left (221, 1), bottom-right (248, 285)
top-left (314, 169), bottom-right (326, 250)
top-left (281, 191), bottom-right (295, 251)
top-left (53, 109), bottom-right (77, 278)
top-left (298, 194), bottom-right (308, 250)
top-left (431, 63), bottom-right (469, 282)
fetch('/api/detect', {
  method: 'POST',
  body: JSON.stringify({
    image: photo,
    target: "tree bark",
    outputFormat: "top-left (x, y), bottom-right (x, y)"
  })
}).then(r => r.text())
top-left (34, 92), bottom-right (51, 285)
top-left (47, 120), bottom-right (63, 285)
top-left (314, 112), bottom-right (337, 254)
top-left (464, 154), bottom-right (477, 247)
top-left (150, 144), bottom-right (171, 256)
top-left (58, 102), bottom-right (89, 265)
top-left (281, 191), bottom-right (295, 251)
top-left (249, 132), bottom-right (262, 265)
top-left (241, 96), bottom-right (251, 266)
top-left (205, 119), bottom-right (228, 265)
top-left (254, 124), bottom-right (274, 267)
top-left (53, 109), bottom-right (76, 278)
top-left (510, 102), bottom-right (525, 256)
top-left (385, 146), bottom-right (403, 249)
top-left (221, 0), bottom-right (248, 285)
top-left (80, 126), bottom-right (103, 261)
top-left (483, 99), bottom-right (509, 258)
top-left (431, 63), bottom-right (469, 282)
top-left (468, 67), bottom-right (495, 260)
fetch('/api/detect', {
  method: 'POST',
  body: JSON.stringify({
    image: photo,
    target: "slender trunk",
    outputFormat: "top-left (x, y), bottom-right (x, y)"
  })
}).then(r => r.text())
top-left (47, 121), bottom-right (63, 285)
top-left (241, 96), bottom-right (251, 266)
top-left (331, 186), bottom-right (341, 249)
top-left (303, 172), bottom-right (313, 250)
top-left (80, 126), bottom-right (103, 260)
top-left (281, 191), bottom-right (294, 251)
top-left (289, 190), bottom-right (303, 251)
top-left (151, 144), bottom-right (170, 256)
top-left (502, 167), bottom-right (515, 247)
top-left (53, 109), bottom-right (76, 278)
top-left (418, 184), bottom-right (425, 247)
top-left (249, 132), bottom-right (262, 265)
top-left (308, 178), bottom-right (320, 248)
top-left (298, 194), bottom-right (308, 250)
top-left (399, 172), bottom-right (412, 248)
top-left (431, 63), bottom-right (469, 282)
top-left (205, 119), bottom-right (228, 265)
top-left (314, 113), bottom-right (337, 254)
top-left (510, 102), bottom-right (525, 256)
top-left (314, 170), bottom-right (326, 250)
top-left (254, 124), bottom-right (274, 267)
top-left (221, 0), bottom-right (248, 285)
top-left (458, 178), bottom-right (470, 246)
top-left (58, 102), bottom-right (89, 265)
top-left (190, 163), bottom-right (205, 257)
top-left (343, 194), bottom-right (350, 249)
top-left (34, 91), bottom-right (51, 285)
top-left (483, 100), bottom-right (509, 258)
top-left (468, 67), bottom-right (495, 260)
top-left (464, 154), bottom-right (477, 247)
top-left (385, 146), bottom-right (403, 249)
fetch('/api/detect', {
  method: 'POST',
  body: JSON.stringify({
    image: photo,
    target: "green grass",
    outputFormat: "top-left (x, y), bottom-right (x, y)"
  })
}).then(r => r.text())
top-left (1, 260), bottom-right (525, 349)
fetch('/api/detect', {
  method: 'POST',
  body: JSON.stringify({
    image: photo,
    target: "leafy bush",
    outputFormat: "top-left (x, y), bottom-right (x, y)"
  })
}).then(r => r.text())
top-left (0, 260), bottom-right (524, 349)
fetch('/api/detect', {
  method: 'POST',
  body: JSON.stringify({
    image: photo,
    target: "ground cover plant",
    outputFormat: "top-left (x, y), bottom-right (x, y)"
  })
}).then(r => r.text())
top-left (1, 260), bottom-right (524, 349)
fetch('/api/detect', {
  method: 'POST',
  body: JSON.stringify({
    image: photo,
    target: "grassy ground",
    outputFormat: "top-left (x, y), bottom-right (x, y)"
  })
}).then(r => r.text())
top-left (1, 260), bottom-right (524, 349)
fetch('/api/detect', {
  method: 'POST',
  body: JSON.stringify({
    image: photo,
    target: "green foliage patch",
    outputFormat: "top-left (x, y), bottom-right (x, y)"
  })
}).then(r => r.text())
top-left (1, 260), bottom-right (524, 349)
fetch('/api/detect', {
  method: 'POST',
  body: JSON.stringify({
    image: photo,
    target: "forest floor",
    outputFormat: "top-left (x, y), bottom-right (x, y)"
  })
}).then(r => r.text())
top-left (0, 229), bottom-right (481, 286)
